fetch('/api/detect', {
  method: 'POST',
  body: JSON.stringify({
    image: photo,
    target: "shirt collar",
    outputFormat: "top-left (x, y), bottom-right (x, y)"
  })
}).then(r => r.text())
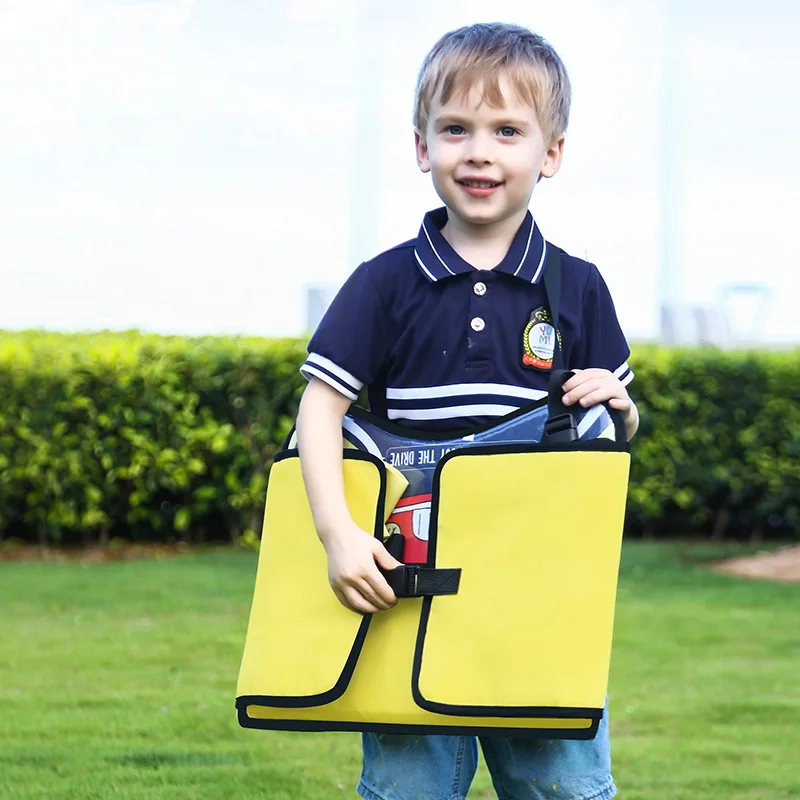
top-left (413, 206), bottom-right (548, 284)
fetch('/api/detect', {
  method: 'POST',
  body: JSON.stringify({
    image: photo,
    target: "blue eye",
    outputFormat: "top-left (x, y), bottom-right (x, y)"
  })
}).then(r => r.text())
top-left (498, 126), bottom-right (517, 137)
top-left (446, 124), bottom-right (465, 135)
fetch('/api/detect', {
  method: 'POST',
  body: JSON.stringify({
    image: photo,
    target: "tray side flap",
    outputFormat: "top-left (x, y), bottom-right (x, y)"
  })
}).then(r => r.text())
top-left (414, 445), bottom-right (630, 717)
top-left (237, 451), bottom-right (397, 706)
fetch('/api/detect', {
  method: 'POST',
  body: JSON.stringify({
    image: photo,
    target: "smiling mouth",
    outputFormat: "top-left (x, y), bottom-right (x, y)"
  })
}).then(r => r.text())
top-left (457, 179), bottom-right (503, 188)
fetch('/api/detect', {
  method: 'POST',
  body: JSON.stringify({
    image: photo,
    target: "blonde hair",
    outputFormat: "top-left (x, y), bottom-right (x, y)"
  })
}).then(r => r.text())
top-left (413, 23), bottom-right (571, 145)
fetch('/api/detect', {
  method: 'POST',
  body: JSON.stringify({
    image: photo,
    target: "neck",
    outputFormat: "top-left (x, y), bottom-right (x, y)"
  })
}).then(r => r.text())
top-left (440, 208), bottom-right (528, 270)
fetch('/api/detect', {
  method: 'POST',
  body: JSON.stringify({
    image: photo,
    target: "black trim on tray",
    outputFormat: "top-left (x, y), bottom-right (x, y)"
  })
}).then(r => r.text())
top-left (235, 704), bottom-right (601, 740)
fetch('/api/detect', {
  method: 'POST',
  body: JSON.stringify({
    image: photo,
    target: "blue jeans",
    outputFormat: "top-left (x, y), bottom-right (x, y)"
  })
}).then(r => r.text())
top-left (357, 707), bottom-right (615, 800)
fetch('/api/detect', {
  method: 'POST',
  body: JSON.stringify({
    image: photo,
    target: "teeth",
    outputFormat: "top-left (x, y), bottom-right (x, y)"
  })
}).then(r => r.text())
top-left (461, 180), bottom-right (499, 188)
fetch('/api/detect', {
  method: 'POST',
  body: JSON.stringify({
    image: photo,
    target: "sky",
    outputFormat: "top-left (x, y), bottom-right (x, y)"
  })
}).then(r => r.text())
top-left (1, 0), bottom-right (798, 344)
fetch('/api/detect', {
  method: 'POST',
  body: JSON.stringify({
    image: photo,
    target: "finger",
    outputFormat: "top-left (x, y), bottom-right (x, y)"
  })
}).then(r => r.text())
top-left (574, 387), bottom-right (620, 408)
top-left (608, 397), bottom-right (631, 411)
top-left (370, 544), bottom-right (401, 604)
top-left (333, 583), bottom-right (378, 615)
top-left (356, 577), bottom-right (394, 610)
top-left (352, 572), bottom-right (392, 610)
top-left (363, 572), bottom-right (397, 608)
top-left (560, 369), bottom-right (585, 393)
top-left (341, 585), bottom-right (380, 615)
top-left (570, 378), bottom-right (623, 405)
top-left (561, 369), bottom-right (610, 393)
top-left (372, 541), bottom-right (402, 571)
top-left (563, 379), bottom-right (604, 405)
top-left (333, 586), bottom-right (358, 612)
top-left (336, 572), bottom-right (387, 611)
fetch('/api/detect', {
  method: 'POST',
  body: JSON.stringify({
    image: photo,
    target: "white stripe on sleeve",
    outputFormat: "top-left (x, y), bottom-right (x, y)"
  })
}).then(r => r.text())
top-left (613, 361), bottom-right (631, 379)
top-left (299, 365), bottom-right (359, 401)
top-left (620, 370), bottom-right (634, 387)
top-left (304, 354), bottom-right (363, 393)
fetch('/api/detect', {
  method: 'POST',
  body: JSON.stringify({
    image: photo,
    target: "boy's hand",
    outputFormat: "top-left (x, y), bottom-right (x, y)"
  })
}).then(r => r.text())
top-left (561, 368), bottom-right (639, 439)
top-left (322, 523), bottom-right (402, 614)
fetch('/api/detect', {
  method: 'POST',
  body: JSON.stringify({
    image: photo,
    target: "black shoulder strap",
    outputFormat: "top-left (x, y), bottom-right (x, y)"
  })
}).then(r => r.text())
top-left (541, 243), bottom-right (564, 372)
top-left (541, 244), bottom-right (578, 443)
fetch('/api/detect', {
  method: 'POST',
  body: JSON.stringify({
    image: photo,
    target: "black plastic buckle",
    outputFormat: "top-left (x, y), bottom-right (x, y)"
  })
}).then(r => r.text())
top-left (403, 566), bottom-right (420, 596)
top-left (543, 411), bottom-right (578, 443)
top-left (381, 565), bottom-right (421, 597)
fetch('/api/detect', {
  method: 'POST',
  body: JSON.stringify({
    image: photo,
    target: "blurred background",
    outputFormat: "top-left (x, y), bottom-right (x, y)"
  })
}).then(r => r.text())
top-left (1, 0), bottom-right (798, 346)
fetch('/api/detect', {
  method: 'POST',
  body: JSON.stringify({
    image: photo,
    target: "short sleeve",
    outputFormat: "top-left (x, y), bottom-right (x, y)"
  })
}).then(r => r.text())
top-left (572, 265), bottom-right (633, 387)
top-left (300, 262), bottom-right (388, 400)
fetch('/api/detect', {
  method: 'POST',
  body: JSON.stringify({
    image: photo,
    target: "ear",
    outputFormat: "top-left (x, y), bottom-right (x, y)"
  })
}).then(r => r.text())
top-left (540, 135), bottom-right (565, 179)
top-left (414, 129), bottom-right (431, 173)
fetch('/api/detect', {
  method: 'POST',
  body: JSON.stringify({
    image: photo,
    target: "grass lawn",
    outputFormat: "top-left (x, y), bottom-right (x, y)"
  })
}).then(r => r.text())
top-left (1, 542), bottom-right (798, 799)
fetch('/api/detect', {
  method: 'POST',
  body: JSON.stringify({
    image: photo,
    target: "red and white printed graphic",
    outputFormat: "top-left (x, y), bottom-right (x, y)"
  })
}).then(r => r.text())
top-left (385, 493), bottom-right (432, 564)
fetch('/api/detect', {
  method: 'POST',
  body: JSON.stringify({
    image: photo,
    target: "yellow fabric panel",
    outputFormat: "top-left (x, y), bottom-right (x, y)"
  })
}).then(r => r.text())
top-left (417, 450), bottom-right (630, 712)
top-left (242, 588), bottom-right (592, 731)
top-left (237, 451), bottom-right (594, 730)
top-left (237, 446), bottom-right (627, 732)
top-left (237, 454), bottom-right (406, 699)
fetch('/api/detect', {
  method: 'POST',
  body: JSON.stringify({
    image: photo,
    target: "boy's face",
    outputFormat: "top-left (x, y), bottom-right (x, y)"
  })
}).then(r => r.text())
top-left (415, 78), bottom-right (564, 233)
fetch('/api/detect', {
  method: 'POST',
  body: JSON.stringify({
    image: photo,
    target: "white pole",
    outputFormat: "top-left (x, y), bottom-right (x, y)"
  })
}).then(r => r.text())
top-left (348, 0), bottom-right (382, 268)
top-left (658, 0), bottom-right (683, 342)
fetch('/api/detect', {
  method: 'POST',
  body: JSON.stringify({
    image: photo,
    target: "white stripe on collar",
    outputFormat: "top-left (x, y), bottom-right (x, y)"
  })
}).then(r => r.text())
top-left (414, 249), bottom-right (438, 282)
top-left (422, 220), bottom-right (457, 276)
top-left (530, 239), bottom-right (548, 284)
top-left (512, 218), bottom-right (535, 276)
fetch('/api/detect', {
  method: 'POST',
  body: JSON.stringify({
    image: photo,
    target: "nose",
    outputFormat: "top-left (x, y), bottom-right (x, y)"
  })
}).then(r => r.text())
top-left (464, 130), bottom-right (494, 165)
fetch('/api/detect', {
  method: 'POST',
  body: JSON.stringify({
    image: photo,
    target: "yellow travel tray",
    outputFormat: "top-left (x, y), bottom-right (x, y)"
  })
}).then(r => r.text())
top-left (236, 432), bottom-right (630, 739)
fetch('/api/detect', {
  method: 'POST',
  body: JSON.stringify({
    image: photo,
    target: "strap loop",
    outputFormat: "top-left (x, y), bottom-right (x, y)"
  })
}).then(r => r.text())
top-left (381, 565), bottom-right (461, 598)
top-left (542, 369), bottom-right (578, 444)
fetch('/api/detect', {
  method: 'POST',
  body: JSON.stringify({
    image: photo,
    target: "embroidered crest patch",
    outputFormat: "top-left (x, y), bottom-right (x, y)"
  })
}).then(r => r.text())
top-left (522, 306), bottom-right (561, 370)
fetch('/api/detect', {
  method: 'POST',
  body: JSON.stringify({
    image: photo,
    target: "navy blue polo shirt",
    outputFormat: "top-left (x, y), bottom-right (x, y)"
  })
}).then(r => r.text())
top-left (301, 207), bottom-right (633, 432)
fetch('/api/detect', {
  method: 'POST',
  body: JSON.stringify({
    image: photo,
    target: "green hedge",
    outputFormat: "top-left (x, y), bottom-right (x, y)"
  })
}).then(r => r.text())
top-left (0, 331), bottom-right (306, 546)
top-left (628, 346), bottom-right (799, 540)
top-left (0, 331), bottom-right (797, 544)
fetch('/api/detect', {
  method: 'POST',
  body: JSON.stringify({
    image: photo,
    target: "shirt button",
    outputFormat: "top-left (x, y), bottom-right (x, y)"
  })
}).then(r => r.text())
top-left (470, 317), bottom-right (485, 332)
top-left (473, 282), bottom-right (487, 296)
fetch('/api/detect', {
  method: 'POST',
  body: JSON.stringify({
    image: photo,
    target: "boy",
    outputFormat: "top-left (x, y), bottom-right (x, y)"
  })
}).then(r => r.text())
top-left (296, 22), bottom-right (638, 800)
